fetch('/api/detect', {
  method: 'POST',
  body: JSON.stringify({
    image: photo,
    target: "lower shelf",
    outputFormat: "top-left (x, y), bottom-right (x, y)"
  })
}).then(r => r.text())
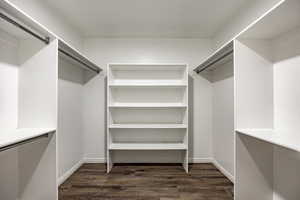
top-left (109, 143), bottom-right (187, 150)
top-left (0, 128), bottom-right (56, 151)
top-left (236, 129), bottom-right (300, 153)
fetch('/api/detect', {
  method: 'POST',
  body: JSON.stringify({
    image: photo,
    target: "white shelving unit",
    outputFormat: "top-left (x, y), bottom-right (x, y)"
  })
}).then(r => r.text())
top-left (235, 0), bottom-right (300, 199)
top-left (107, 64), bottom-right (188, 173)
top-left (0, 0), bottom-right (103, 199)
top-left (0, 8), bottom-right (58, 198)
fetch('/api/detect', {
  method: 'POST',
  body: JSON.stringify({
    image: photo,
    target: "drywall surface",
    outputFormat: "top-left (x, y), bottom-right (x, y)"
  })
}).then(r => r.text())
top-left (273, 27), bottom-right (300, 135)
top-left (0, 30), bottom-right (18, 200)
top-left (273, 146), bottom-right (300, 200)
top-left (0, 30), bottom-right (18, 131)
top-left (214, 0), bottom-right (282, 49)
top-left (58, 57), bottom-right (84, 178)
top-left (235, 40), bottom-right (274, 129)
top-left (212, 76), bottom-right (234, 178)
top-left (0, 150), bottom-right (18, 200)
top-left (9, 0), bottom-right (83, 50)
top-left (83, 38), bottom-right (213, 163)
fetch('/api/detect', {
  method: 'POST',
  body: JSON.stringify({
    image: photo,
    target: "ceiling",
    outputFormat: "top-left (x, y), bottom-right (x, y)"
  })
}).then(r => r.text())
top-left (44, 0), bottom-right (248, 38)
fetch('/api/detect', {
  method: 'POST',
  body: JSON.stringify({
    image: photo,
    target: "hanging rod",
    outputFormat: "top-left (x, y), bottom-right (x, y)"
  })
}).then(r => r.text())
top-left (0, 10), bottom-right (101, 74)
top-left (0, 11), bottom-right (50, 44)
top-left (58, 48), bottom-right (100, 74)
top-left (194, 41), bottom-right (234, 74)
top-left (0, 133), bottom-right (49, 152)
top-left (196, 50), bottom-right (233, 73)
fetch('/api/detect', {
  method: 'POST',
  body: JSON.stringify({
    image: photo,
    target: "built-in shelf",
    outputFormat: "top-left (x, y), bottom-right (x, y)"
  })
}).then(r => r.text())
top-left (109, 124), bottom-right (187, 129)
top-left (109, 81), bottom-right (187, 87)
top-left (236, 129), bottom-right (300, 153)
top-left (0, 128), bottom-right (56, 150)
top-left (58, 40), bottom-right (102, 74)
top-left (107, 63), bottom-right (189, 173)
top-left (109, 143), bottom-right (187, 150)
top-left (109, 103), bottom-right (187, 108)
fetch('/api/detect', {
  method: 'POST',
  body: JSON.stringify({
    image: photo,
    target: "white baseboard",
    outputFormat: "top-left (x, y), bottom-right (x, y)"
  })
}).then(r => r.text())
top-left (83, 157), bottom-right (106, 163)
top-left (212, 159), bottom-right (234, 183)
top-left (58, 159), bottom-right (83, 186)
top-left (190, 157), bottom-right (213, 163)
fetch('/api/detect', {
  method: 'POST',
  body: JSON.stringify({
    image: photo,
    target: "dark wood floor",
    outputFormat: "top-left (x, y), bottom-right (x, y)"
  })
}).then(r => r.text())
top-left (59, 163), bottom-right (234, 200)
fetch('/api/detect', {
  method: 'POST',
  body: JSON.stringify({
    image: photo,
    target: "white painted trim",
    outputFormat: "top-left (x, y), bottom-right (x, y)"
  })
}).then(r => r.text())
top-left (58, 159), bottom-right (83, 186)
top-left (212, 159), bottom-right (234, 183)
top-left (190, 157), bottom-right (213, 163)
top-left (83, 157), bottom-right (106, 163)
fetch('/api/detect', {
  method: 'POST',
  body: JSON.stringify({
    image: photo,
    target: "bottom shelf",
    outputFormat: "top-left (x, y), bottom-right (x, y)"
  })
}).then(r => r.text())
top-left (109, 143), bottom-right (187, 150)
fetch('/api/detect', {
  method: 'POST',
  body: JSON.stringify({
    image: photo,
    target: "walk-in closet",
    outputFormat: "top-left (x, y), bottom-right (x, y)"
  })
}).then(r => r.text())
top-left (0, 0), bottom-right (299, 199)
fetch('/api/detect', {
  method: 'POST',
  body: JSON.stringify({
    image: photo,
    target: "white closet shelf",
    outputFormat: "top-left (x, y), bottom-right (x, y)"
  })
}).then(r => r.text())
top-left (236, 129), bottom-right (300, 153)
top-left (109, 103), bottom-right (187, 108)
top-left (109, 143), bottom-right (187, 150)
top-left (109, 81), bottom-right (187, 87)
top-left (109, 124), bottom-right (187, 129)
top-left (0, 128), bottom-right (56, 149)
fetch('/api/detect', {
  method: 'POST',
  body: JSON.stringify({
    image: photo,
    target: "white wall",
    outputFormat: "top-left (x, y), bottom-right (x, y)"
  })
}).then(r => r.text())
top-left (0, 30), bottom-right (18, 131)
top-left (213, 0), bottom-right (283, 49)
top-left (0, 29), bottom-right (19, 200)
top-left (58, 57), bottom-right (84, 179)
top-left (212, 74), bottom-right (234, 179)
top-left (82, 38), bottom-right (214, 163)
top-left (8, 0), bottom-right (83, 50)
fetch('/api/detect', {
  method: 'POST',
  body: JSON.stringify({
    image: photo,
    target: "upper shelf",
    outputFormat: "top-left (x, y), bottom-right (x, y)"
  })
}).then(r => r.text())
top-left (0, 128), bottom-right (56, 152)
top-left (194, 41), bottom-right (233, 74)
top-left (0, 0), bottom-right (54, 42)
top-left (0, 0), bottom-right (102, 74)
top-left (58, 40), bottom-right (102, 74)
top-left (236, 129), bottom-right (300, 153)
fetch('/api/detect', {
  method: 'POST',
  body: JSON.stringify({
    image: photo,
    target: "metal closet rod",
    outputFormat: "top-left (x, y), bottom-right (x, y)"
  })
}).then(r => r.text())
top-left (0, 11), bottom-right (99, 74)
top-left (0, 11), bottom-right (50, 44)
top-left (0, 134), bottom-right (49, 152)
top-left (196, 50), bottom-right (233, 74)
top-left (58, 48), bottom-right (100, 74)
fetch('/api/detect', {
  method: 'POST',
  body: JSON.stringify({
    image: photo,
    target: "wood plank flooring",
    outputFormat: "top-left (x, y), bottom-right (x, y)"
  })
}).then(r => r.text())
top-left (59, 163), bottom-right (234, 200)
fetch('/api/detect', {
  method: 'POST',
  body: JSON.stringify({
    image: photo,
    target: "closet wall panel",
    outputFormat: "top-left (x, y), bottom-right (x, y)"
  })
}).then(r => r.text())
top-left (212, 75), bottom-right (234, 177)
top-left (0, 30), bottom-right (19, 200)
top-left (18, 39), bottom-right (58, 129)
top-left (17, 40), bottom-right (58, 200)
top-left (58, 57), bottom-right (84, 179)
